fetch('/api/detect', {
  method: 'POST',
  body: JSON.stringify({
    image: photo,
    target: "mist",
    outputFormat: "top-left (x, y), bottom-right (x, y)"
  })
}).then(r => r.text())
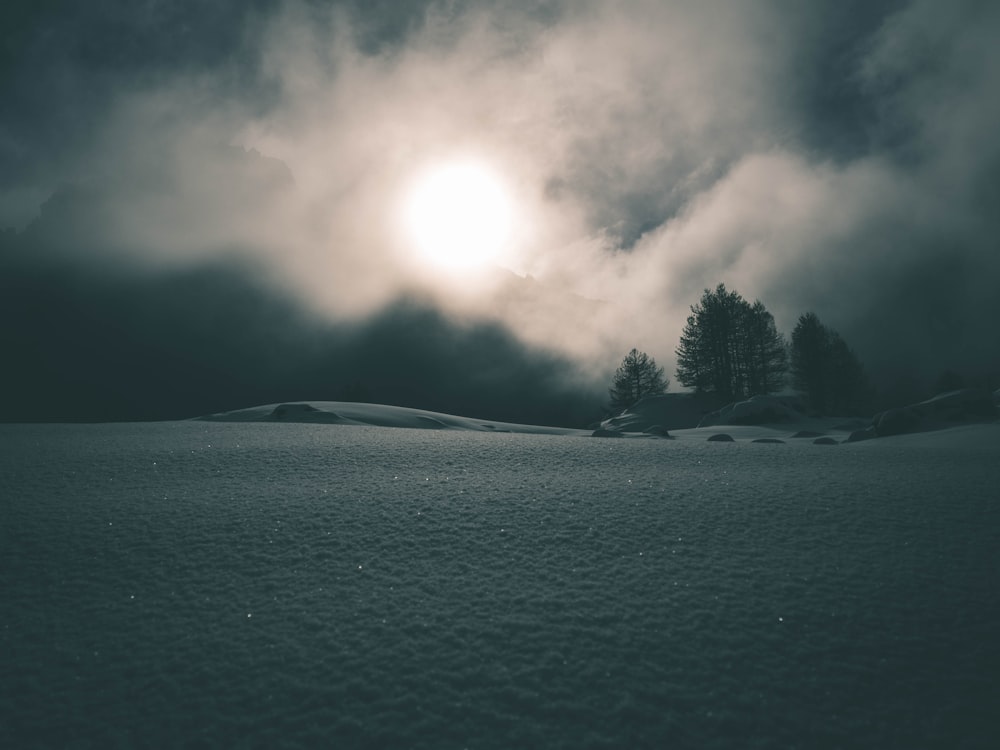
top-left (3, 0), bottom-right (999, 419)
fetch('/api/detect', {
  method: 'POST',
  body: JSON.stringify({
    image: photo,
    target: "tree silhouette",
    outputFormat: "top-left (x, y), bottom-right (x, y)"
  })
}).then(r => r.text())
top-left (675, 284), bottom-right (787, 401)
top-left (791, 312), bottom-right (871, 414)
top-left (790, 312), bottom-right (829, 410)
top-left (609, 348), bottom-right (668, 411)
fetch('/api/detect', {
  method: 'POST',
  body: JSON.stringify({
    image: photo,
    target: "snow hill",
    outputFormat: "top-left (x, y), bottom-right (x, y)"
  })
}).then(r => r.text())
top-left (200, 389), bottom-right (999, 446)
top-left (868, 387), bottom-right (999, 437)
top-left (198, 401), bottom-right (589, 435)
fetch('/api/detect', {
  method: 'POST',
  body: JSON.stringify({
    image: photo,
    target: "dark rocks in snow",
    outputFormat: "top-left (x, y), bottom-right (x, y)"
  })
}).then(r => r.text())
top-left (927, 388), bottom-right (998, 419)
top-left (832, 419), bottom-right (870, 431)
top-left (601, 393), bottom-right (725, 433)
top-left (752, 438), bottom-right (785, 444)
top-left (829, 388), bottom-right (999, 442)
top-left (698, 395), bottom-right (807, 427)
top-left (872, 388), bottom-right (998, 437)
top-left (271, 403), bottom-right (319, 419)
top-left (847, 427), bottom-right (877, 442)
top-left (813, 437), bottom-right (840, 445)
top-left (707, 433), bottom-right (735, 442)
top-left (265, 403), bottom-right (346, 424)
top-left (874, 407), bottom-right (921, 437)
top-left (591, 428), bottom-right (623, 438)
top-left (643, 425), bottom-right (673, 438)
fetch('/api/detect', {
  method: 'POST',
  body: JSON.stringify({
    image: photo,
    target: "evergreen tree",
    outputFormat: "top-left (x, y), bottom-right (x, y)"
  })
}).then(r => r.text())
top-left (609, 348), bottom-right (668, 411)
top-left (791, 313), bottom-right (870, 414)
top-left (742, 300), bottom-right (788, 396)
top-left (826, 333), bottom-right (870, 414)
top-left (675, 284), bottom-right (787, 400)
top-left (790, 312), bottom-right (829, 411)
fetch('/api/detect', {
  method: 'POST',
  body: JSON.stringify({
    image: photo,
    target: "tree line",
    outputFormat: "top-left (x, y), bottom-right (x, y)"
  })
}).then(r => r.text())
top-left (609, 283), bottom-right (871, 414)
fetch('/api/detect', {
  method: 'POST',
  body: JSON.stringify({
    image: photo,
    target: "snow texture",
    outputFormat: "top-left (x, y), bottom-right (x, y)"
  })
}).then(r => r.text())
top-left (2, 419), bottom-right (999, 748)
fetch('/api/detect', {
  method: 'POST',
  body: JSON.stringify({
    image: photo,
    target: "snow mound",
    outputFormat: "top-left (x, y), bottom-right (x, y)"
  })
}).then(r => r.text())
top-left (198, 402), bottom-right (588, 435)
top-left (698, 395), bottom-right (807, 427)
top-left (270, 403), bottom-right (345, 422)
top-left (872, 388), bottom-right (998, 438)
top-left (790, 430), bottom-right (825, 438)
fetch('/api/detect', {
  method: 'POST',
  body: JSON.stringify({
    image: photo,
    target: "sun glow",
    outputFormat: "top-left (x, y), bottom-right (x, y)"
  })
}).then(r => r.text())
top-left (402, 161), bottom-right (514, 272)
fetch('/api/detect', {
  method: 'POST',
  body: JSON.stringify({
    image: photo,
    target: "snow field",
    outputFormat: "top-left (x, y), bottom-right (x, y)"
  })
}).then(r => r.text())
top-left (2, 421), bottom-right (998, 748)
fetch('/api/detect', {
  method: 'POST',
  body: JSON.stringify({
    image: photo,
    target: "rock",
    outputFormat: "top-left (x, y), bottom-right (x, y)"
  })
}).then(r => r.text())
top-left (874, 407), bottom-right (920, 437)
top-left (271, 403), bottom-right (319, 419)
top-left (698, 395), bottom-right (806, 427)
top-left (600, 393), bottom-right (725, 433)
top-left (813, 437), bottom-right (839, 445)
top-left (707, 433), bottom-right (735, 442)
top-left (832, 419), bottom-right (870, 431)
top-left (846, 427), bottom-right (877, 442)
top-left (921, 388), bottom-right (998, 420)
top-left (643, 425), bottom-right (673, 438)
top-left (873, 389), bottom-right (998, 438)
top-left (752, 438), bottom-right (785, 444)
top-left (591, 428), bottom-right (623, 438)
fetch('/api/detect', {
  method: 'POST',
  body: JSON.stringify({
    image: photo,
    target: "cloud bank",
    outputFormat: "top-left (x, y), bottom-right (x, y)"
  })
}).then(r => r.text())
top-left (2, 0), bottom-right (999, 417)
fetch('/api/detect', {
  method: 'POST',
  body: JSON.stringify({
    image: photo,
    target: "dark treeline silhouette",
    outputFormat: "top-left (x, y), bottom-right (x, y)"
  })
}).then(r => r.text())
top-left (675, 284), bottom-right (787, 402)
top-left (614, 283), bottom-right (881, 417)
top-left (790, 312), bottom-right (872, 415)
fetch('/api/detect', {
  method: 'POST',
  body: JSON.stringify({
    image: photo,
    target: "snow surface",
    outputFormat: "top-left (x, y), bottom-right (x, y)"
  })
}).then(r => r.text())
top-left (2, 418), bottom-right (999, 748)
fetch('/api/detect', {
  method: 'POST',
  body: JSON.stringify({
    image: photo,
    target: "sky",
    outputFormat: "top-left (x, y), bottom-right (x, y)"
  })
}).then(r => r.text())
top-left (2, 0), bottom-right (999, 422)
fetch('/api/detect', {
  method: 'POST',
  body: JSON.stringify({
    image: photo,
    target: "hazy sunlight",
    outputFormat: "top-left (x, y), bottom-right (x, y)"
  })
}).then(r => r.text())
top-left (402, 161), bottom-right (513, 272)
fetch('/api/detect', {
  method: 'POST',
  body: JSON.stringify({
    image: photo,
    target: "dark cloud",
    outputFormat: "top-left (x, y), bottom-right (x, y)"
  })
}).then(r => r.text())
top-left (0, 226), bottom-right (603, 425)
top-left (775, 0), bottom-right (911, 160)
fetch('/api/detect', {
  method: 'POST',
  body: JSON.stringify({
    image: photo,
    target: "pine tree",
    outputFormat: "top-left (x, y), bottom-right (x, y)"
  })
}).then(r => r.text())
top-left (609, 348), bottom-right (668, 411)
top-left (675, 284), bottom-right (786, 401)
top-left (742, 300), bottom-right (788, 396)
top-left (790, 312), bottom-right (829, 411)
top-left (826, 333), bottom-right (871, 414)
top-left (791, 313), bottom-right (870, 414)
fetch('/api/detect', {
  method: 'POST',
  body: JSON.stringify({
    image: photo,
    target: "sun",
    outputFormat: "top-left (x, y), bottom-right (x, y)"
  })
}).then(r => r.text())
top-left (402, 161), bottom-right (513, 272)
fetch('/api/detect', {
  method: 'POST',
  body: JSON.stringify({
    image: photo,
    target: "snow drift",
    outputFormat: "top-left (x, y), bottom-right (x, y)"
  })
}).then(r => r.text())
top-left (199, 401), bottom-right (589, 435)
top-left (872, 388), bottom-right (998, 437)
